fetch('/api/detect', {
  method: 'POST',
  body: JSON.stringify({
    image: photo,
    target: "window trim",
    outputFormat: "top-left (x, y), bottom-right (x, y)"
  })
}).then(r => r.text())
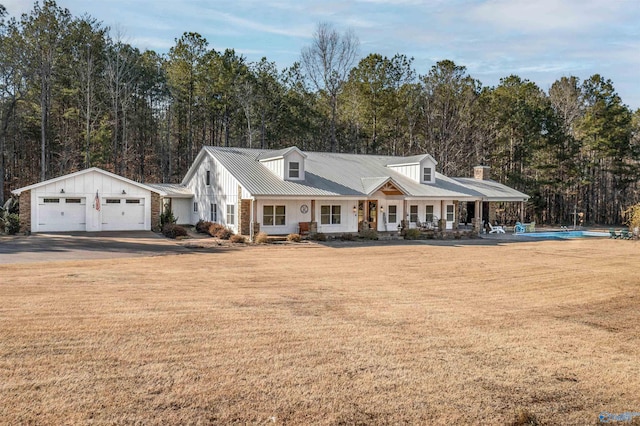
top-left (425, 205), bottom-right (434, 223)
top-left (289, 161), bottom-right (300, 179)
top-left (320, 205), bottom-right (341, 225)
top-left (446, 204), bottom-right (454, 222)
top-left (388, 205), bottom-right (397, 223)
top-left (211, 203), bottom-right (217, 222)
top-left (226, 204), bottom-right (235, 225)
top-left (263, 205), bottom-right (286, 226)
top-left (423, 167), bottom-right (432, 182)
top-left (193, 202), bottom-right (198, 212)
top-left (409, 205), bottom-right (418, 223)
top-left (206, 170), bottom-right (211, 186)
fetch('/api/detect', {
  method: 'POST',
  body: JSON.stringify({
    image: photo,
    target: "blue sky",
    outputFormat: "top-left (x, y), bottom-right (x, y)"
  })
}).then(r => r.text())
top-left (4, 0), bottom-right (640, 109)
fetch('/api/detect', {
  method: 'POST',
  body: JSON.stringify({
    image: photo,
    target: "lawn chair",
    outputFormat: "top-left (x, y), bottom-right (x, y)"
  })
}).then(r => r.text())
top-left (514, 222), bottom-right (526, 234)
top-left (489, 223), bottom-right (505, 234)
top-left (609, 228), bottom-right (620, 239)
top-left (620, 229), bottom-right (632, 240)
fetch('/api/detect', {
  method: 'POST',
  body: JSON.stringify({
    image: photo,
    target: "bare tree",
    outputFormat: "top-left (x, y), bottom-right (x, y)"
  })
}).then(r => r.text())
top-left (301, 22), bottom-right (358, 152)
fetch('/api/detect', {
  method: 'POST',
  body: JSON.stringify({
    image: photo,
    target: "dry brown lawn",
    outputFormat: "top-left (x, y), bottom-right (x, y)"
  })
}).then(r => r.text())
top-left (1, 238), bottom-right (639, 425)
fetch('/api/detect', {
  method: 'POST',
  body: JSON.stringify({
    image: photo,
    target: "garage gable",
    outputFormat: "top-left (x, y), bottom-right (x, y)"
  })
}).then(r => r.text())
top-left (11, 168), bottom-right (165, 233)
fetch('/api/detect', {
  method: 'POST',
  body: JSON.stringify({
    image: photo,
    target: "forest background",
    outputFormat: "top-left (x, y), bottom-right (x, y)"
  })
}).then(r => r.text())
top-left (1, 1), bottom-right (638, 225)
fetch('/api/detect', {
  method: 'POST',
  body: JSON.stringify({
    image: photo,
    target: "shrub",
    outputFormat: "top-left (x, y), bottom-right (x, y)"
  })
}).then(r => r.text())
top-left (255, 232), bottom-right (269, 244)
top-left (215, 227), bottom-right (234, 240)
top-left (230, 234), bottom-right (246, 243)
top-left (310, 232), bottom-right (326, 241)
top-left (340, 233), bottom-right (355, 241)
top-left (4, 213), bottom-right (20, 235)
top-left (207, 223), bottom-right (225, 237)
top-left (403, 228), bottom-right (422, 240)
top-left (287, 233), bottom-right (301, 242)
top-left (160, 204), bottom-right (177, 227)
top-left (196, 220), bottom-right (213, 234)
top-left (359, 228), bottom-right (378, 240)
top-left (162, 223), bottom-right (187, 239)
top-left (624, 203), bottom-right (640, 235)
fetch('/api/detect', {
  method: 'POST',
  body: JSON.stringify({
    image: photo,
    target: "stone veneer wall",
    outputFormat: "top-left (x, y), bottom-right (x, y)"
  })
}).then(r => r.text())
top-left (240, 199), bottom-right (251, 235)
top-left (19, 190), bottom-right (31, 233)
top-left (151, 192), bottom-right (161, 231)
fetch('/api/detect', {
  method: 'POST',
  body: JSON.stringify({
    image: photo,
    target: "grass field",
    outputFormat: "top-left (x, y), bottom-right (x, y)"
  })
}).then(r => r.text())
top-left (1, 238), bottom-right (639, 425)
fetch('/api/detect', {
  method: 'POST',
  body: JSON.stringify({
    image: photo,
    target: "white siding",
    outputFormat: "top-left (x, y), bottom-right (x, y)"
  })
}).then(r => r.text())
top-left (387, 164), bottom-right (419, 183)
top-left (261, 158), bottom-right (284, 179)
top-left (169, 198), bottom-right (192, 225)
top-left (419, 157), bottom-right (437, 184)
top-left (315, 199), bottom-right (357, 234)
top-left (185, 154), bottom-right (250, 232)
top-left (284, 151), bottom-right (305, 181)
top-left (29, 170), bottom-right (152, 232)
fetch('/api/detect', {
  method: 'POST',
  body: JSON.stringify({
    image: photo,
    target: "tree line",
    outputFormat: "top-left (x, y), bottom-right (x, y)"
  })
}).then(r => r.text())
top-left (1, 1), bottom-right (639, 225)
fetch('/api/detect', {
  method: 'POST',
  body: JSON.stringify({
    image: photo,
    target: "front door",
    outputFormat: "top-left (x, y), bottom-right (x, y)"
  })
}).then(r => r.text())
top-left (368, 200), bottom-right (378, 231)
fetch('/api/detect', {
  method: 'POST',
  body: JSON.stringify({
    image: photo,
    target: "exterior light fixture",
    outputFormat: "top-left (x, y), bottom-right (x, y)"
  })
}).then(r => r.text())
top-left (122, 190), bottom-right (126, 195)
top-left (60, 189), bottom-right (65, 193)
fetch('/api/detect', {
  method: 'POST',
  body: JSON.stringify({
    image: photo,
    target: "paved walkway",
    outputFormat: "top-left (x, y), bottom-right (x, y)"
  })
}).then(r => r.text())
top-left (0, 231), bottom-right (188, 264)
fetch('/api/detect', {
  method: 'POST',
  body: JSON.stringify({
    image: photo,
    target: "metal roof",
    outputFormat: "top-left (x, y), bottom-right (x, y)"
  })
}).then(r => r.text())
top-left (202, 147), bottom-right (526, 200)
top-left (11, 167), bottom-right (167, 196)
top-left (452, 178), bottom-right (529, 201)
top-left (147, 183), bottom-right (194, 198)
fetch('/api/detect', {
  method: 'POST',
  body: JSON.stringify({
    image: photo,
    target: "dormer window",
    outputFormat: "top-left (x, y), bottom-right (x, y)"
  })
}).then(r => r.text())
top-left (423, 167), bottom-right (432, 182)
top-left (289, 162), bottom-right (300, 179)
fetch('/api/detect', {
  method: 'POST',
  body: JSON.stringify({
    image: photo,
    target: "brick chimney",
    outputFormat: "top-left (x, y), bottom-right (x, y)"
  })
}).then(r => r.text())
top-left (474, 166), bottom-right (491, 180)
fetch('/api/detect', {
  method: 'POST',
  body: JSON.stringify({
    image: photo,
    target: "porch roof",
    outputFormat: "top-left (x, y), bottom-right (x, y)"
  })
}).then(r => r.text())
top-left (452, 178), bottom-right (529, 202)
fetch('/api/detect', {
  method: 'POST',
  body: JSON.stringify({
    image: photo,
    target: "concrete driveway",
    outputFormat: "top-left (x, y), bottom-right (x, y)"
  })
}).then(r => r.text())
top-left (0, 231), bottom-right (189, 264)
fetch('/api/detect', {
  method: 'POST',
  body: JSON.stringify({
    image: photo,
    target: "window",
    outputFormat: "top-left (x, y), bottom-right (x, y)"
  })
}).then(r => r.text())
top-left (423, 167), bottom-right (432, 182)
top-left (193, 202), bottom-right (198, 212)
top-left (263, 205), bottom-right (286, 226)
top-left (211, 203), bottom-right (217, 222)
top-left (65, 198), bottom-right (81, 204)
top-left (206, 170), bottom-right (210, 186)
top-left (446, 205), bottom-right (454, 222)
top-left (388, 205), bottom-right (397, 223)
top-left (125, 199), bottom-right (140, 204)
top-left (43, 198), bottom-right (60, 203)
top-left (410, 205), bottom-right (418, 223)
top-left (320, 205), bottom-right (341, 225)
top-left (227, 204), bottom-right (235, 225)
top-left (289, 162), bottom-right (299, 179)
top-left (425, 205), bottom-right (434, 223)
top-left (106, 199), bottom-right (120, 204)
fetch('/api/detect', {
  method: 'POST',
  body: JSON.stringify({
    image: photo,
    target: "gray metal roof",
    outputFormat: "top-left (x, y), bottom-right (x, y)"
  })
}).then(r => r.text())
top-left (203, 147), bottom-right (526, 200)
top-left (452, 178), bottom-right (529, 201)
top-left (146, 183), bottom-right (193, 198)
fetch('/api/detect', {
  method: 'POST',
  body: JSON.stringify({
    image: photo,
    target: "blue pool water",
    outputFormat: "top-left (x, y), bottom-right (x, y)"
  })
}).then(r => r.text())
top-left (519, 231), bottom-right (609, 239)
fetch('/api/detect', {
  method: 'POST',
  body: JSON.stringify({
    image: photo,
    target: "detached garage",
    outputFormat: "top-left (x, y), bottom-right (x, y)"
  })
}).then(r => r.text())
top-left (11, 167), bottom-right (165, 233)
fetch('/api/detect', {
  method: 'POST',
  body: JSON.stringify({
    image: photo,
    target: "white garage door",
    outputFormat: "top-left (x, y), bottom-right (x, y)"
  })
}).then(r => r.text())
top-left (38, 197), bottom-right (87, 232)
top-left (101, 198), bottom-right (145, 231)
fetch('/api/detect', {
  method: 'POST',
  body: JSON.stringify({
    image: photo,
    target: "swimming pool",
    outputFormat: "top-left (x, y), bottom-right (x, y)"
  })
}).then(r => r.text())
top-left (519, 230), bottom-right (609, 239)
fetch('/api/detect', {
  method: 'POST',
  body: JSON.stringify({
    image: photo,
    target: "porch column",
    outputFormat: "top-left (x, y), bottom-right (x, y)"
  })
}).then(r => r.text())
top-left (440, 200), bottom-right (446, 231)
top-left (520, 201), bottom-right (525, 222)
top-left (453, 201), bottom-right (459, 230)
top-left (310, 199), bottom-right (317, 233)
top-left (475, 199), bottom-right (482, 234)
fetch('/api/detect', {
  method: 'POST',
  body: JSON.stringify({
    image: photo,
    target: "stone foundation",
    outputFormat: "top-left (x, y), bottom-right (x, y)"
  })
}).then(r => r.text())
top-left (19, 190), bottom-right (31, 233)
top-left (151, 192), bottom-right (161, 231)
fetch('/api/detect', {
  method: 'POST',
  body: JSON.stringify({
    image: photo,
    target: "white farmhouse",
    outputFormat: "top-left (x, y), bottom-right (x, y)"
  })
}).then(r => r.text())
top-left (12, 146), bottom-right (529, 236)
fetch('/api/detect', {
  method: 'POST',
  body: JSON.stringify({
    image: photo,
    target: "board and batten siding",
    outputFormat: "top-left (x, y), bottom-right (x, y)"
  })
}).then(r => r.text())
top-left (185, 154), bottom-right (250, 231)
top-left (30, 170), bottom-right (152, 232)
